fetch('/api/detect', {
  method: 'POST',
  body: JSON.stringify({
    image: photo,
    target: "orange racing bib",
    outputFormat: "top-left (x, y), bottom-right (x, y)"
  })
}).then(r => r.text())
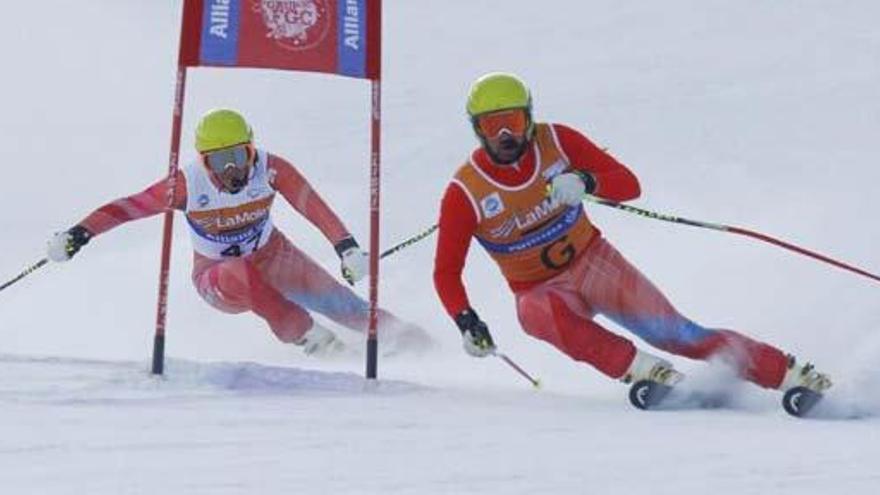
top-left (454, 124), bottom-right (596, 283)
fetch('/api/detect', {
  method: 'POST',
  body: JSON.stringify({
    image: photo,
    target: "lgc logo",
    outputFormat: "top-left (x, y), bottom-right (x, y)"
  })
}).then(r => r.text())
top-left (252, 0), bottom-right (331, 51)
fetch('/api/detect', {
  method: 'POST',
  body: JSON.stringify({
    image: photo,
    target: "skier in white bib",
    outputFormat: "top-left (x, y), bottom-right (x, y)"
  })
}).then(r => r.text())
top-left (47, 109), bottom-right (432, 357)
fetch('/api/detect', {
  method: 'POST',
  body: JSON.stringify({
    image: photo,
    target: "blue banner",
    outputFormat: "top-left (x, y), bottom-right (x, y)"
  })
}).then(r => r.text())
top-left (200, 0), bottom-right (241, 66)
top-left (337, 0), bottom-right (367, 77)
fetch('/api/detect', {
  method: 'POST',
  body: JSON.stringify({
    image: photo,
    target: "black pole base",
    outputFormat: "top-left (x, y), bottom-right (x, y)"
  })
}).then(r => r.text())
top-left (151, 334), bottom-right (165, 375)
top-left (366, 336), bottom-right (378, 379)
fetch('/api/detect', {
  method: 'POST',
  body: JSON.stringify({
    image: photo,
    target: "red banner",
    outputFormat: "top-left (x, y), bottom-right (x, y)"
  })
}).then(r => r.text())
top-left (180, 0), bottom-right (380, 79)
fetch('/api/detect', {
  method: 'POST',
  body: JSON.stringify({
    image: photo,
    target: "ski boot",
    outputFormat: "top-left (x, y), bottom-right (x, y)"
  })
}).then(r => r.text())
top-left (294, 323), bottom-right (347, 358)
top-left (624, 350), bottom-right (685, 410)
top-left (780, 355), bottom-right (832, 418)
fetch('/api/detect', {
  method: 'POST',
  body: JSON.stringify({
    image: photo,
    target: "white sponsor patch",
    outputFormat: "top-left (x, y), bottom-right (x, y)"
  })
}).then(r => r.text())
top-left (480, 192), bottom-right (505, 219)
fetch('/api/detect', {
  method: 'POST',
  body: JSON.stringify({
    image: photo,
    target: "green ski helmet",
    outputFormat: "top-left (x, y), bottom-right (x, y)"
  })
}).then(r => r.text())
top-left (466, 72), bottom-right (534, 137)
top-left (195, 108), bottom-right (253, 153)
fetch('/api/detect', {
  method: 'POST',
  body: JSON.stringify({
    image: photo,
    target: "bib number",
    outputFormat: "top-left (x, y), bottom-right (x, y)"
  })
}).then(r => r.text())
top-left (540, 235), bottom-right (576, 270)
top-left (221, 229), bottom-right (263, 258)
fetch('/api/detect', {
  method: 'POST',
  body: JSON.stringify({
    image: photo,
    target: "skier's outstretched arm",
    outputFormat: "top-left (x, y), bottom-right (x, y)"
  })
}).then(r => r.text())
top-left (47, 171), bottom-right (188, 262)
top-left (268, 154), bottom-right (367, 285)
top-left (433, 182), bottom-right (495, 357)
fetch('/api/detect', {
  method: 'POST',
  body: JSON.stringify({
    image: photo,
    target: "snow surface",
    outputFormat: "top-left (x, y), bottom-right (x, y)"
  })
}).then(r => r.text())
top-left (1, 1), bottom-right (879, 493)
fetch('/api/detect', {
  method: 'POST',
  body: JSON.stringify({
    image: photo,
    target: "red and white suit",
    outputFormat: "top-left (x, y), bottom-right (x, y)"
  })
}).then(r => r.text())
top-left (434, 123), bottom-right (789, 388)
top-left (79, 150), bottom-right (404, 344)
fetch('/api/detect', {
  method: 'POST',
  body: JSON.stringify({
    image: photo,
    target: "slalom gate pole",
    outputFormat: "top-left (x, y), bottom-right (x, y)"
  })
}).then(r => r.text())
top-left (492, 350), bottom-right (541, 389)
top-left (151, 4), bottom-right (193, 376)
top-left (366, 79), bottom-right (382, 379)
top-left (0, 258), bottom-right (48, 293)
top-left (151, 66), bottom-right (187, 376)
top-left (583, 195), bottom-right (880, 285)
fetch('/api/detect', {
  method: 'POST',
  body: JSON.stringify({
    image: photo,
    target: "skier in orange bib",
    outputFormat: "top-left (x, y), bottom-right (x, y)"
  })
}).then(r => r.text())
top-left (433, 73), bottom-right (830, 405)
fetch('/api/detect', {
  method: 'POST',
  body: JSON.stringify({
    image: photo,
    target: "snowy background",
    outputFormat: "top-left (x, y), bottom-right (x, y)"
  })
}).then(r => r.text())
top-left (1, 1), bottom-right (879, 493)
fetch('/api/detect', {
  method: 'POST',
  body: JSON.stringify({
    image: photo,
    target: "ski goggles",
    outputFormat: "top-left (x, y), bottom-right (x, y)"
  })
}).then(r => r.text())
top-left (202, 144), bottom-right (251, 174)
top-left (473, 108), bottom-right (530, 138)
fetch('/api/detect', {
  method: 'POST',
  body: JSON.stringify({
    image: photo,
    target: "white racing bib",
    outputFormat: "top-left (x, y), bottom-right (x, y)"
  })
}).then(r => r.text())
top-left (182, 149), bottom-right (276, 259)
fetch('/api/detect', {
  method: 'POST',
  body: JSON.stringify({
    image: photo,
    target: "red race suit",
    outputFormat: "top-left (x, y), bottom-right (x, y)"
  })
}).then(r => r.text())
top-left (434, 123), bottom-right (789, 388)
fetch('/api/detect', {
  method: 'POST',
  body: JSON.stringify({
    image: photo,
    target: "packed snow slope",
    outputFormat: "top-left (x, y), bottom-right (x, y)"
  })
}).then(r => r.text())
top-left (1, 1), bottom-right (879, 494)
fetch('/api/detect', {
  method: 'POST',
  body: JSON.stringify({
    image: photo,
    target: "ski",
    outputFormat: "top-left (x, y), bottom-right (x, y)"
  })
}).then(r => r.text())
top-left (629, 380), bottom-right (672, 410)
top-left (782, 386), bottom-right (824, 418)
top-left (628, 380), bottom-right (733, 411)
top-left (630, 380), bottom-right (838, 418)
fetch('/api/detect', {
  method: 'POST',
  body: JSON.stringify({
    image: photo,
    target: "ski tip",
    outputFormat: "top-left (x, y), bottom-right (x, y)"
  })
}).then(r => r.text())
top-left (782, 386), bottom-right (823, 418)
top-left (629, 379), bottom-right (672, 410)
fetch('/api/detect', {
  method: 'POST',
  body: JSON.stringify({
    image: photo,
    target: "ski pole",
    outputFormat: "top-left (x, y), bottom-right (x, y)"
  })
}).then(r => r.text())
top-left (492, 350), bottom-right (541, 389)
top-left (0, 258), bottom-right (49, 293)
top-left (379, 224), bottom-right (438, 260)
top-left (583, 195), bottom-right (880, 285)
top-left (383, 195), bottom-right (880, 285)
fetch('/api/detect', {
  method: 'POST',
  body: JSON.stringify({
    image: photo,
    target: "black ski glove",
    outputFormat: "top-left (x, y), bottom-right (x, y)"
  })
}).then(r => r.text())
top-left (333, 237), bottom-right (368, 285)
top-left (47, 225), bottom-right (92, 262)
top-left (455, 308), bottom-right (495, 358)
top-left (572, 170), bottom-right (597, 195)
